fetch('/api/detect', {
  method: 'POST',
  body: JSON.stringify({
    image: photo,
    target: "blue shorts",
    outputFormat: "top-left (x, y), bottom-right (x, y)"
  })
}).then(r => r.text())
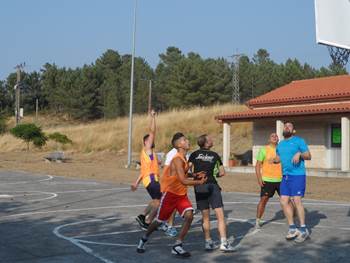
top-left (146, 181), bottom-right (162, 200)
top-left (280, 175), bottom-right (306, 197)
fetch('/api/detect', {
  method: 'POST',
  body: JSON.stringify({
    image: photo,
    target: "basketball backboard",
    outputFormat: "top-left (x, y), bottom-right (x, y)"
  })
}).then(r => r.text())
top-left (315, 0), bottom-right (350, 50)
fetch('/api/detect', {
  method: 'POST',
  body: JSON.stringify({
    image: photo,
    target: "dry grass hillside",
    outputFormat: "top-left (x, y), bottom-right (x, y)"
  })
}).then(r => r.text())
top-left (0, 104), bottom-right (252, 155)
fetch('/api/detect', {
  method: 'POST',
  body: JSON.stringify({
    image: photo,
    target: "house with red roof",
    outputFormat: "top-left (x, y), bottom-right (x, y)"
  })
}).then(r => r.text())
top-left (215, 74), bottom-right (350, 174)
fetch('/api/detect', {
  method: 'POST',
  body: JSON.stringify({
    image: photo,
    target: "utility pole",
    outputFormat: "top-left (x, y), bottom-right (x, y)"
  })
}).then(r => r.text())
top-left (14, 63), bottom-right (25, 126)
top-left (127, 0), bottom-right (137, 168)
top-left (230, 54), bottom-right (242, 104)
top-left (148, 80), bottom-right (152, 113)
top-left (35, 98), bottom-right (39, 123)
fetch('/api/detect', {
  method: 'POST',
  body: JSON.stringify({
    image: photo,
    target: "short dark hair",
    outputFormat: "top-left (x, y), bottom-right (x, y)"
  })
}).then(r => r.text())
top-left (284, 121), bottom-right (295, 129)
top-left (143, 134), bottom-right (150, 144)
top-left (171, 132), bottom-right (185, 148)
top-left (197, 134), bottom-right (208, 148)
top-left (143, 134), bottom-right (155, 149)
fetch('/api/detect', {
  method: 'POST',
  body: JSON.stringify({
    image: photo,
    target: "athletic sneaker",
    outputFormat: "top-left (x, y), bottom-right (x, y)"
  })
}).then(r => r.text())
top-left (220, 242), bottom-right (236, 252)
top-left (171, 243), bottom-right (191, 258)
top-left (136, 237), bottom-right (147, 253)
top-left (294, 229), bottom-right (309, 243)
top-left (136, 215), bottom-right (149, 231)
top-left (285, 228), bottom-right (300, 241)
top-left (158, 223), bottom-right (168, 232)
top-left (205, 240), bottom-right (219, 251)
top-left (255, 219), bottom-right (263, 229)
top-left (165, 226), bottom-right (178, 237)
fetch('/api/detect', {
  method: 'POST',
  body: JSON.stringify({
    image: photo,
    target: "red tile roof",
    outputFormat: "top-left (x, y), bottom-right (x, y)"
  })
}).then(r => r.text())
top-left (248, 75), bottom-right (350, 107)
top-left (216, 102), bottom-right (350, 122)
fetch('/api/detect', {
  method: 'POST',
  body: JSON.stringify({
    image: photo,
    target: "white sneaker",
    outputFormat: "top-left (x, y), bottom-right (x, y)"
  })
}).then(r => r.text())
top-left (158, 223), bottom-right (168, 232)
top-left (136, 238), bottom-right (147, 253)
top-left (165, 226), bottom-right (177, 237)
top-left (171, 243), bottom-right (191, 258)
top-left (205, 240), bottom-right (219, 251)
top-left (255, 219), bottom-right (263, 229)
top-left (294, 229), bottom-right (309, 243)
top-left (285, 228), bottom-right (300, 241)
top-left (220, 242), bottom-right (236, 252)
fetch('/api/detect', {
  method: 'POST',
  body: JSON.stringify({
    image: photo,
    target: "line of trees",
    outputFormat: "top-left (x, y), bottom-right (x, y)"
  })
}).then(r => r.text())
top-left (0, 47), bottom-right (347, 121)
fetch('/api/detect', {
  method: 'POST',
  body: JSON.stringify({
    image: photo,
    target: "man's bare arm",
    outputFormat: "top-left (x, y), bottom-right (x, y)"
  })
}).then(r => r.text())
top-left (292, 151), bottom-right (311, 164)
top-left (301, 151), bottom-right (311, 160)
top-left (173, 158), bottom-right (206, 186)
top-left (145, 110), bottom-right (156, 150)
top-left (217, 166), bottom-right (225, 177)
top-left (255, 161), bottom-right (264, 187)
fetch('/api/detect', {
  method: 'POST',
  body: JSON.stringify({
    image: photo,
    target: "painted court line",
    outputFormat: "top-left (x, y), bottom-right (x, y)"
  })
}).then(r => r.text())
top-left (0, 194), bottom-right (13, 198)
top-left (3, 191), bottom-right (58, 202)
top-left (53, 223), bottom-right (116, 263)
top-left (0, 204), bottom-right (147, 220)
top-left (1, 199), bottom-right (349, 221)
top-left (0, 174), bottom-right (53, 185)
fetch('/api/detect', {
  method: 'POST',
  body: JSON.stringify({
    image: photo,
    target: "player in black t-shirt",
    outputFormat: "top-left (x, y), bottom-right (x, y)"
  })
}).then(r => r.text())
top-left (189, 134), bottom-right (235, 252)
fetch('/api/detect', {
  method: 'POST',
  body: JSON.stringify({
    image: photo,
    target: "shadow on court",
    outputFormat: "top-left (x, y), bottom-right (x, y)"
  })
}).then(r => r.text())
top-left (1, 171), bottom-right (349, 263)
top-left (262, 237), bottom-right (350, 263)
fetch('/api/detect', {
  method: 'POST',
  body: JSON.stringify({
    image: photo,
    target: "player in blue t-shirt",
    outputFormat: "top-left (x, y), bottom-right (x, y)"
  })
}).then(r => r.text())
top-left (274, 121), bottom-right (311, 243)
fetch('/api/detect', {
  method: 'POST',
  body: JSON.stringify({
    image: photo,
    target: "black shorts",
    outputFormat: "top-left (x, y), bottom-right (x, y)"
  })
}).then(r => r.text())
top-left (260, 181), bottom-right (281, 198)
top-left (146, 181), bottom-right (162, 200)
top-left (194, 183), bottom-right (223, 210)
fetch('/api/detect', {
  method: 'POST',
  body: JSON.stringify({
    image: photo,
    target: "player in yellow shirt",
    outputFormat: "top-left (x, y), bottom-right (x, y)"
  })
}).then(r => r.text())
top-left (255, 133), bottom-right (282, 228)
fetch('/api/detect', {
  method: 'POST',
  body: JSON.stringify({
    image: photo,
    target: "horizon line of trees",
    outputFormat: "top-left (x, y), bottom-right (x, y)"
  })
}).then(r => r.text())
top-left (0, 47), bottom-right (347, 121)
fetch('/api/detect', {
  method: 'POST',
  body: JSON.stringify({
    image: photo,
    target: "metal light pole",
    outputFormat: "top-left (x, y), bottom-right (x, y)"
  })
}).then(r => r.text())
top-left (127, 0), bottom-right (138, 168)
top-left (14, 63), bottom-right (25, 126)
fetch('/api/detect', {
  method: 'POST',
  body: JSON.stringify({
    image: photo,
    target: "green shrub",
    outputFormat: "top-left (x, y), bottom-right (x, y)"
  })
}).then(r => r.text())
top-left (10, 123), bottom-right (48, 150)
top-left (48, 132), bottom-right (73, 150)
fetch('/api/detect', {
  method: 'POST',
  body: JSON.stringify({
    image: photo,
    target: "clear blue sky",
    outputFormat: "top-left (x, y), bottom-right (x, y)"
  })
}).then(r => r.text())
top-left (1, 0), bottom-right (348, 80)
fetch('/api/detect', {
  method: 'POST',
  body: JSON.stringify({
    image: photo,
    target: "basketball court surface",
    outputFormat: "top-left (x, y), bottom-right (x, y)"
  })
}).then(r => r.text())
top-left (0, 171), bottom-right (349, 263)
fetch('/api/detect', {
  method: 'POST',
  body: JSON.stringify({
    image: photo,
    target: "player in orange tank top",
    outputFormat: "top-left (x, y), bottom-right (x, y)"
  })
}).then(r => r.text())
top-left (136, 132), bottom-right (207, 258)
top-left (131, 110), bottom-right (162, 230)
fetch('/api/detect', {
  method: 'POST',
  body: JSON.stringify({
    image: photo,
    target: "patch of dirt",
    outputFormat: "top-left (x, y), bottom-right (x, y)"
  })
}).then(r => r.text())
top-left (0, 151), bottom-right (349, 202)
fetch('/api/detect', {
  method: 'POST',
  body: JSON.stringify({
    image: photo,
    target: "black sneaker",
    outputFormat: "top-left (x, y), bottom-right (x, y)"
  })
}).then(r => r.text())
top-left (171, 243), bottom-right (191, 258)
top-left (136, 215), bottom-right (149, 230)
top-left (136, 237), bottom-right (147, 253)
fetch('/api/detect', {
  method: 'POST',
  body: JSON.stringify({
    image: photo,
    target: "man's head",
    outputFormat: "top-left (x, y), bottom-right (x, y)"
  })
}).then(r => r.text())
top-left (283, 121), bottom-right (295, 139)
top-left (197, 134), bottom-right (214, 149)
top-left (269, 133), bottom-right (279, 145)
top-left (171, 132), bottom-right (189, 150)
top-left (143, 134), bottom-right (155, 149)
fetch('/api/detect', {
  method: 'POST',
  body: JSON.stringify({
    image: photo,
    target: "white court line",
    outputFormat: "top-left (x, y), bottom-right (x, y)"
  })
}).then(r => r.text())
top-left (223, 201), bottom-right (350, 207)
top-left (38, 175), bottom-right (54, 182)
top-left (54, 188), bottom-right (130, 194)
top-left (1, 199), bottom-right (349, 220)
top-left (54, 217), bottom-right (255, 248)
top-left (0, 194), bottom-right (13, 198)
top-left (48, 203), bottom-right (347, 263)
top-left (26, 191), bottom-right (57, 202)
top-left (1, 191), bottom-right (58, 202)
top-left (0, 174), bottom-right (53, 185)
top-left (0, 191), bottom-right (57, 202)
top-left (0, 204), bottom-right (146, 220)
top-left (53, 223), bottom-right (116, 263)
